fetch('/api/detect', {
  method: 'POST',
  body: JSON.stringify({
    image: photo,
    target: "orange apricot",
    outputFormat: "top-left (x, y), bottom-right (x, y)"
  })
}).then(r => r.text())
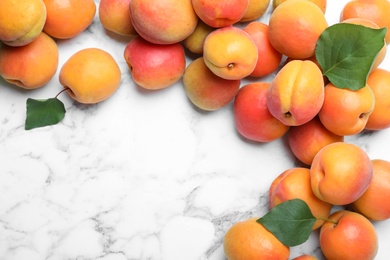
top-left (268, 0), bottom-right (328, 59)
top-left (0, 32), bottom-right (58, 89)
top-left (320, 210), bottom-right (378, 260)
top-left (352, 159), bottom-right (390, 221)
top-left (0, 0), bottom-right (47, 46)
top-left (310, 142), bottom-right (373, 206)
top-left (43, 0), bottom-right (96, 39)
top-left (59, 48), bottom-right (121, 104)
top-left (224, 218), bottom-right (290, 260)
top-left (340, 0), bottom-right (390, 44)
top-left (233, 82), bottom-right (290, 142)
top-left (365, 68), bottom-right (390, 130)
top-left (318, 83), bottom-right (375, 136)
top-left (266, 60), bottom-right (324, 126)
top-left (243, 21), bottom-right (283, 77)
top-left (183, 57), bottom-right (240, 111)
top-left (240, 0), bottom-right (271, 22)
top-left (268, 167), bottom-right (333, 230)
top-left (273, 0), bottom-right (326, 13)
top-left (287, 116), bottom-right (344, 166)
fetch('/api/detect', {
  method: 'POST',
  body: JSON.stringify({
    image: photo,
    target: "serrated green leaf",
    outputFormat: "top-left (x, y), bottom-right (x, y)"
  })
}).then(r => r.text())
top-left (25, 98), bottom-right (66, 130)
top-left (315, 23), bottom-right (387, 90)
top-left (257, 199), bottom-right (316, 247)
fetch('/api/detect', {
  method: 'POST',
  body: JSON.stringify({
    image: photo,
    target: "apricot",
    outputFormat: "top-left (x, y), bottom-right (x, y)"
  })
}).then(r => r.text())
top-left (266, 60), bottom-right (324, 126)
top-left (352, 159), bottom-right (390, 221)
top-left (192, 0), bottom-right (249, 28)
top-left (340, 0), bottom-right (390, 44)
top-left (287, 116), bottom-right (344, 166)
top-left (130, 0), bottom-right (198, 45)
top-left (183, 58), bottom-right (240, 111)
top-left (320, 210), bottom-right (378, 260)
top-left (0, 0), bottom-right (46, 46)
top-left (365, 68), bottom-right (390, 130)
top-left (98, 0), bottom-right (137, 37)
top-left (310, 142), bottom-right (373, 205)
top-left (123, 36), bottom-right (186, 90)
top-left (43, 0), bottom-right (96, 39)
top-left (269, 167), bottom-right (332, 230)
top-left (243, 22), bottom-right (283, 78)
top-left (273, 0), bottom-right (326, 13)
top-left (240, 0), bottom-right (270, 22)
top-left (318, 83), bottom-right (375, 136)
top-left (341, 18), bottom-right (387, 70)
top-left (203, 26), bottom-right (258, 80)
top-left (183, 20), bottom-right (215, 55)
top-left (233, 82), bottom-right (290, 142)
top-left (59, 48), bottom-right (121, 104)
top-left (0, 32), bottom-right (58, 89)
top-left (268, 0), bottom-right (328, 59)
top-left (284, 55), bottom-right (329, 85)
top-left (224, 218), bottom-right (290, 260)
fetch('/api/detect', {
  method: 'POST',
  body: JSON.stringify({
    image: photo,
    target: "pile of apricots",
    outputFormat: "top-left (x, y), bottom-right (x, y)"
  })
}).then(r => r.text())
top-left (1, 0), bottom-right (390, 259)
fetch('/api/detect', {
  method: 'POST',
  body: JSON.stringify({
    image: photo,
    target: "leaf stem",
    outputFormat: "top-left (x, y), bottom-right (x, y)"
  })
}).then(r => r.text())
top-left (55, 87), bottom-right (71, 99)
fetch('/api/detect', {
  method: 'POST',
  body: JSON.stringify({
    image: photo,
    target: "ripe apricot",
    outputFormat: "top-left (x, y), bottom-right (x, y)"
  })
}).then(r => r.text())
top-left (0, 0), bottom-right (46, 46)
top-left (318, 83), bottom-right (375, 136)
top-left (183, 20), bottom-right (215, 55)
top-left (224, 217), bottom-right (290, 260)
top-left (310, 142), bottom-right (373, 205)
top-left (233, 82), bottom-right (290, 142)
top-left (0, 32), bottom-right (58, 89)
top-left (240, 0), bottom-right (271, 22)
top-left (192, 0), bottom-right (249, 28)
top-left (43, 0), bottom-right (96, 39)
top-left (268, 167), bottom-right (332, 230)
top-left (365, 68), bottom-right (390, 130)
top-left (268, 0), bottom-right (328, 59)
top-left (340, 0), bottom-right (390, 44)
top-left (98, 0), bottom-right (137, 37)
top-left (352, 159), bottom-right (390, 221)
top-left (320, 210), bottom-right (378, 260)
top-left (183, 58), bottom-right (240, 111)
top-left (341, 18), bottom-right (387, 70)
top-left (203, 26), bottom-right (258, 80)
top-left (130, 0), bottom-right (198, 45)
top-left (59, 48), bottom-right (121, 104)
top-left (273, 0), bottom-right (326, 13)
top-left (287, 116), bottom-right (344, 166)
top-left (266, 60), bottom-right (324, 126)
top-left (243, 22), bottom-right (283, 77)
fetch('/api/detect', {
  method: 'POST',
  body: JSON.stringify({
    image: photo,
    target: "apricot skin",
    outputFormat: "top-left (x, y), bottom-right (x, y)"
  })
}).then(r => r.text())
top-left (352, 159), bottom-right (390, 221)
top-left (266, 60), bottom-right (324, 126)
top-left (234, 82), bottom-right (290, 142)
top-left (320, 210), bottom-right (378, 260)
top-left (310, 142), bottom-right (373, 205)
top-left (59, 48), bottom-right (121, 104)
top-left (0, 32), bottom-right (58, 89)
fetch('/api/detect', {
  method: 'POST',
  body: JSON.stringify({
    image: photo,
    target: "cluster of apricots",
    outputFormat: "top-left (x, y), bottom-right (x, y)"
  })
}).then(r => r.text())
top-left (225, 142), bottom-right (390, 259)
top-left (0, 0), bottom-right (121, 104)
top-left (1, 0), bottom-right (390, 258)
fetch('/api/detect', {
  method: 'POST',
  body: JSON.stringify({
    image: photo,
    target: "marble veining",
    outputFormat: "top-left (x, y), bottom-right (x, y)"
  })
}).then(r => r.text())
top-left (1, 1), bottom-right (390, 259)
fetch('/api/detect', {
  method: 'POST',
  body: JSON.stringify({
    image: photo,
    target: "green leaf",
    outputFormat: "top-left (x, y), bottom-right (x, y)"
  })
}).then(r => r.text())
top-left (315, 23), bottom-right (387, 90)
top-left (257, 198), bottom-right (316, 247)
top-left (25, 98), bottom-right (66, 130)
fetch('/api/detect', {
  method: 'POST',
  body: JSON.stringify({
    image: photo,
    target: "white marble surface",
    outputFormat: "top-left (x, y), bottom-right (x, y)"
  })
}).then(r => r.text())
top-left (1, 1), bottom-right (390, 259)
